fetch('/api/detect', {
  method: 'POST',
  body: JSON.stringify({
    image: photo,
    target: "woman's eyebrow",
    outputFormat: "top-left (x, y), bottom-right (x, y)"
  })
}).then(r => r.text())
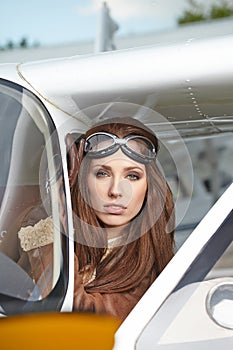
top-left (123, 166), bottom-right (145, 172)
top-left (92, 164), bottom-right (145, 172)
top-left (92, 164), bottom-right (112, 170)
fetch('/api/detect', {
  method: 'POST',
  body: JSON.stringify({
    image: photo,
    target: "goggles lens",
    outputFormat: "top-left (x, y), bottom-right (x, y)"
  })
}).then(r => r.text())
top-left (84, 132), bottom-right (156, 163)
top-left (85, 133), bottom-right (115, 152)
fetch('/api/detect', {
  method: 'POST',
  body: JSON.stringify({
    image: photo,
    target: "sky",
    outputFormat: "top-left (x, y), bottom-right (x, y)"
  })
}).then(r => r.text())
top-left (0, 0), bottom-right (219, 47)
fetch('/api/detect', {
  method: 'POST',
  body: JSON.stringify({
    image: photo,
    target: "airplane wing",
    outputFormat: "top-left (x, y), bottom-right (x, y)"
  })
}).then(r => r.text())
top-left (5, 33), bottom-right (232, 139)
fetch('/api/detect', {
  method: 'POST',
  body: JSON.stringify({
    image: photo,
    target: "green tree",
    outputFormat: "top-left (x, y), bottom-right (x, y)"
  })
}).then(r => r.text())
top-left (19, 37), bottom-right (28, 48)
top-left (178, 0), bottom-right (233, 25)
top-left (6, 40), bottom-right (14, 50)
top-left (178, 0), bottom-right (207, 25)
top-left (210, 0), bottom-right (233, 19)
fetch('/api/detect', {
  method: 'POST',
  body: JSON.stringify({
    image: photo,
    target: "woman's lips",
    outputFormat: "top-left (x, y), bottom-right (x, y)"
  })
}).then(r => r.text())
top-left (103, 204), bottom-right (126, 215)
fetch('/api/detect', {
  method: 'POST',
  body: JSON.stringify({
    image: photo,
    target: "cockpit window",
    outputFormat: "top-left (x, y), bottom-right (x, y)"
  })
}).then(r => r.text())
top-left (0, 79), bottom-right (67, 311)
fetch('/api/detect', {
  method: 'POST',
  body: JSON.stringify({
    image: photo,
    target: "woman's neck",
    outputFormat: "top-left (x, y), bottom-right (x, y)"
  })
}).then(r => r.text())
top-left (105, 224), bottom-right (127, 240)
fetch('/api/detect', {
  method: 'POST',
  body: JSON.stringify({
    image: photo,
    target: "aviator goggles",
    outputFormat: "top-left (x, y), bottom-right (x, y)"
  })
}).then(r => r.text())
top-left (84, 132), bottom-right (156, 164)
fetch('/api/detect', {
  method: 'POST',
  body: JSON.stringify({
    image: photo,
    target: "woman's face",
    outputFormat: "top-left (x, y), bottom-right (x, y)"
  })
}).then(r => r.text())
top-left (87, 149), bottom-right (147, 229)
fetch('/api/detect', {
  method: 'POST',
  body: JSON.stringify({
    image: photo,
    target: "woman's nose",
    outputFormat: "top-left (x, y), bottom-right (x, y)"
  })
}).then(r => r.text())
top-left (108, 178), bottom-right (122, 198)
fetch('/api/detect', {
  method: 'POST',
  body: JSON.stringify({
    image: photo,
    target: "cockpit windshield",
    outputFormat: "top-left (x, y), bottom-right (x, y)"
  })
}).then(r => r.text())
top-left (0, 79), bottom-right (67, 314)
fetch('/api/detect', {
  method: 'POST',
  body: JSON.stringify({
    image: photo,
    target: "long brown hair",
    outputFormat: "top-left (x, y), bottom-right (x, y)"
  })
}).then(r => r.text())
top-left (71, 117), bottom-right (175, 293)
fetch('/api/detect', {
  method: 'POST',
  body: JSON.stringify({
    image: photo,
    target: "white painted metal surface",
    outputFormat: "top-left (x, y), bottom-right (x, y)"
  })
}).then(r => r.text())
top-left (1, 34), bottom-right (233, 139)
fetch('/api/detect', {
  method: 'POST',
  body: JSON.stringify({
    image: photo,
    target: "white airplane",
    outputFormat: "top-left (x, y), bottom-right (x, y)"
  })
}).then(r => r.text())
top-left (0, 31), bottom-right (232, 349)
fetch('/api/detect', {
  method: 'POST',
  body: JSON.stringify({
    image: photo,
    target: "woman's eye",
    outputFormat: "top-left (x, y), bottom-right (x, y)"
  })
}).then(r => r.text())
top-left (127, 173), bottom-right (140, 180)
top-left (96, 170), bottom-right (109, 178)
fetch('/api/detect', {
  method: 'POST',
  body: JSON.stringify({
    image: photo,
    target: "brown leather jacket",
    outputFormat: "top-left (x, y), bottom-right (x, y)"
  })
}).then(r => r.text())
top-left (73, 253), bottom-right (155, 320)
top-left (17, 219), bottom-right (154, 321)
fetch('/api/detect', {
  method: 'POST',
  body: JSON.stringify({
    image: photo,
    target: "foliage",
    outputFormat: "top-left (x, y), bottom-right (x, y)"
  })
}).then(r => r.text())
top-left (210, 0), bottom-right (233, 18)
top-left (178, 0), bottom-right (207, 24)
top-left (19, 37), bottom-right (28, 48)
top-left (178, 0), bottom-right (233, 25)
top-left (0, 37), bottom-right (39, 51)
top-left (6, 40), bottom-right (14, 50)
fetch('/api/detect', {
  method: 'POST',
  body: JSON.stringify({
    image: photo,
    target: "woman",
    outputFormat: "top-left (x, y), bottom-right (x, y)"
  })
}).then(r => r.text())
top-left (67, 116), bottom-right (175, 320)
top-left (17, 116), bottom-right (174, 319)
